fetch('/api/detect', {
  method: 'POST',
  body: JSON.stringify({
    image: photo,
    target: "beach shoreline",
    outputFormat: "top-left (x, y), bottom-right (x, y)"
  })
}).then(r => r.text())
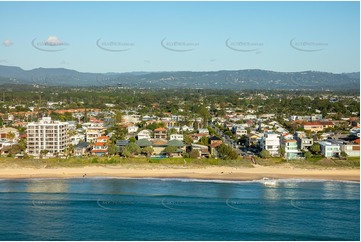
top-left (0, 165), bottom-right (359, 182)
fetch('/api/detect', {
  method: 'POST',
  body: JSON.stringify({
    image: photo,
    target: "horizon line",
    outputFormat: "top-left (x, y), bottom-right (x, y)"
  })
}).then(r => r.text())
top-left (0, 64), bottom-right (359, 75)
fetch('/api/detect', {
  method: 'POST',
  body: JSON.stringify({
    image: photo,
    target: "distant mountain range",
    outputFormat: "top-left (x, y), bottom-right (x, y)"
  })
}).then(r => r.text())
top-left (0, 65), bottom-right (359, 90)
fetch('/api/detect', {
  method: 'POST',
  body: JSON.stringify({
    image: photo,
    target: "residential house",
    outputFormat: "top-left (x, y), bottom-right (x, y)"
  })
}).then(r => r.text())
top-left (260, 132), bottom-right (280, 156)
top-left (0, 127), bottom-right (19, 141)
top-left (166, 140), bottom-right (185, 157)
top-left (181, 125), bottom-right (194, 132)
top-left (340, 139), bottom-right (360, 157)
top-left (70, 134), bottom-right (85, 146)
top-left (127, 126), bottom-right (139, 134)
top-left (91, 136), bottom-right (109, 156)
top-left (209, 136), bottom-right (222, 157)
top-left (73, 142), bottom-right (90, 157)
top-left (319, 141), bottom-right (341, 158)
top-left (294, 132), bottom-right (313, 150)
top-left (189, 133), bottom-right (208, 143)
top-left (303, 121), bottom-right (334, 132)
top-left (137, 130), bottom-right (151, 140)
top-left (188, 144), bottom-right (210, 158)
top-left (281, 133), bottom-right (294, 142)
top-left (0, 140), bottom-right (15, 155)
top-left (350, 128), bottom-right (360, 138)
top-left (122, 114), bottom-right (141, 124)
top-left (232, 125), bottom-right (248, 137)
top-left (85, 129), bottom-right (102, 143)
top-left (151, 139), bottom-right (168, 155)
top-left (135, 139), bottom-right (152, 148)
top-left (197, 128), bottom-right (209, 135)
top-left (154, 128), bottom-right (167, 139)
top-left (167, 126), bottom-right (181, 133)
top-left (114, 140), bottom-right (129, 156)
top-left (169, 134), bottom-right (183, 141)
top-left (246, 133), bottom-right (261, 147)
top-left (85, 126), bottom-right (104, 143)
top-left (282, 140), bottom-right (303, 160)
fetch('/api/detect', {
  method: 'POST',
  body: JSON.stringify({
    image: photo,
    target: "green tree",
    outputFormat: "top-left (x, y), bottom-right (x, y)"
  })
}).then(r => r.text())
top-left (122, 143), bottom-right (141, 157)
top-left (114, 111), bottom-right (123, 124)
top-left (198, 136), bottom-right (209, 146)
top-left (17, 139), bottom-right (27, 152)
top-left (141, 146), bottom-right (154, 157)
top-left (189, 149), bottom-right (200, 158)
top-left (183, 135), bottom-right (193, 145)
top-left (40, 150), bottom-right (49, 158)
top-left (310, 143), bottom-right (321, 155)
top-left (129, 137), bottom-right (136, 143)
top-left (9, 144), bottom-right (21, 155)
top-left (259, 150), bottom-right (271, 159)
top-left (340, 151), bottom-right (348, 158)
top-left (279, 147), bottom-right (285, 157)
top-left (303, 151), bottom-right (312, 159)
top-left (163, 146), bottom-right (178, 156)
top-left (108, 144), bottom-right (119, 156)
top-left (216, 144), bottom-right (238, 160)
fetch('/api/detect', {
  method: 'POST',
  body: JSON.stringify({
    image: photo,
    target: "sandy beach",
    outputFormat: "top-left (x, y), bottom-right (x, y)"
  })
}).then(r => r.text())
top-left (0, 165), bottom-right (359, 181)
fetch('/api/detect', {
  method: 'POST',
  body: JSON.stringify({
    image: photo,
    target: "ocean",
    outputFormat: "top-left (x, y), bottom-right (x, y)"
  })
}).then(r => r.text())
top-left (0, 178), bottom-right (359, 241)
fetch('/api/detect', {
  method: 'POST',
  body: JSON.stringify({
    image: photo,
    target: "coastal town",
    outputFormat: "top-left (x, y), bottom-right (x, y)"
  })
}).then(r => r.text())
top-left (0, 88), bottom-right (359, 163)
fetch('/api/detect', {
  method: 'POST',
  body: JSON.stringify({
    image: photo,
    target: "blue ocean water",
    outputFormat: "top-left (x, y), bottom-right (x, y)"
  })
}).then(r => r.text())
top-left (0, 178), bottom-right (359, 241)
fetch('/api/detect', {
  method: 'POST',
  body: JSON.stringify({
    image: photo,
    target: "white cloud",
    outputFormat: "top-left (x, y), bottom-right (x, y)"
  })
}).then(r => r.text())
top-left (3, 39), bottom-right (13, 47)
top-left (45, 36), bottom-right (63, 46)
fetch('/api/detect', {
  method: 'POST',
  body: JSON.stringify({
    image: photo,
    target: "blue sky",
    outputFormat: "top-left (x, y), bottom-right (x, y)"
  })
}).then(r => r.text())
top-left (0, 1), bottom-right (359, 73)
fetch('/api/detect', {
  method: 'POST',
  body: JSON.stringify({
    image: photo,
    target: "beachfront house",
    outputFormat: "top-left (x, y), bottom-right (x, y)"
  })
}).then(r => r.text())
top-left (319, 140), bottom-right (341, 158)
top-left (282, 140), bottom-right (303, 160)
top-left (260, 132), bottom-right (280, 156)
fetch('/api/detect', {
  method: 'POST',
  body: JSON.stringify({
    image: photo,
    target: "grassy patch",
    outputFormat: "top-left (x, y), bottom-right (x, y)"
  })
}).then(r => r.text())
top-left (0, 155), bottom-right (358, 169)
top-left (255, 157), bottom-right (286, 166)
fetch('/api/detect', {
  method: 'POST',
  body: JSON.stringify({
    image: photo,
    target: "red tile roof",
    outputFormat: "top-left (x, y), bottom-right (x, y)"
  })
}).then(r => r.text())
top-left (303, 121), bottom-right (333, 126)
top-left (97, 136), bottom-right (109, 140)
top-left (154, 128), bottom-right (167, 132)
top-left (210, 143), bottom-right (222, 148)
top-left (94, 142), bottom-right (107, 146)
top-left (91, 149), bottom-right (107, 153)
top-left (284, 140), bottom-right (297, 143)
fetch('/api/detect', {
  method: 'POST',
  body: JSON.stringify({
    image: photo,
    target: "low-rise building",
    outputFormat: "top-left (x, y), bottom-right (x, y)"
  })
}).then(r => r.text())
top-left (74, 142), bottom-right (90, 156)
top-left (303, 121), bottom-right (334, 132)
top-left (197, 128), bottom-right (209, 135)
top-left (341, 143), bottom-right (360, 157)
top-left (319, 141), bottom-right (341, 158)
top-left (137, 130), bottom-right (151, 140)
top-left (154, 128), bottom-right (167, 139)
top-left (232, 125), bottom-right (247, 137)
top-left (294, 131), bottom-right (313, 150)
top-left (283, 140), bottom-right (303, 160)
top-left (260, 132), bottom-right (280, 156)
top-left (0, 127), bottom-right (19, 141)
top-left (91, 136), bottom-right (109, 156)
top-left (127, 126), bottom-right (139, 134)
top-left (169, 134), bottom-right (183, 141)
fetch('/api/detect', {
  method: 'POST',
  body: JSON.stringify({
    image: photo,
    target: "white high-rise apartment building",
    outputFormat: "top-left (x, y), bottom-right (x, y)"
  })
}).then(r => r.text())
top-left (27, 117), bottom-right (69, 156)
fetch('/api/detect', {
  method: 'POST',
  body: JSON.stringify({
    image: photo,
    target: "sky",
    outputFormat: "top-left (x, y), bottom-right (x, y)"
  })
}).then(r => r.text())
top-left (0, 1), bottom-right (359, 73)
